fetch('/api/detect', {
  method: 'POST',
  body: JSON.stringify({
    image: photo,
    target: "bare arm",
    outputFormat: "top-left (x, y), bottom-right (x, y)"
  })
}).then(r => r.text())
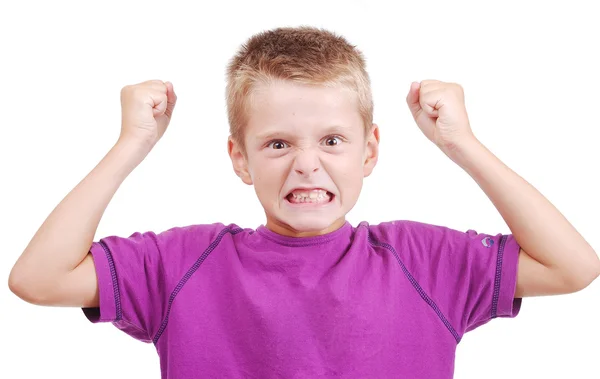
top-left (8, 140), bottom-right (147, 307)
top-left (449, 139), bottom-right (600, 296)
top-left (8, 80), bottom-right (177, 308)
top-left (406, 80), bottom-right (599, 298)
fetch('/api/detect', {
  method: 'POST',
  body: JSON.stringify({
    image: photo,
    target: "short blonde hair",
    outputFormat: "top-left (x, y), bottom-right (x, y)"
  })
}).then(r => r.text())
top-left (226, 26), bottom-right (373, 152)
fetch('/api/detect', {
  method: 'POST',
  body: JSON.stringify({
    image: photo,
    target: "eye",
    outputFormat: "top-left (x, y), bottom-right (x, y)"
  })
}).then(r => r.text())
top-left (267, 140), bottom-right (288, 149)
top-left (324, 136), bottom-right (343, 146)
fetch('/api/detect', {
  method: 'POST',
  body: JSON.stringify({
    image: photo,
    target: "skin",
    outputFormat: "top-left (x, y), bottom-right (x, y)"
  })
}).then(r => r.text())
top-left (406, 80), bottom-right (599, 297)
top-left (228, 79), bottom-right (379, 237)
top-left (8, 77), bottom-right (599, 314)
top-left (229, 78), bottom-right (600, 298)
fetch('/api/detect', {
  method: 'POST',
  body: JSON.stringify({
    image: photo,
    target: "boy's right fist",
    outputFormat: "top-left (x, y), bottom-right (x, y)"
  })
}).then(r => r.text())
top-left (119, 80), bottom-right (177, 149)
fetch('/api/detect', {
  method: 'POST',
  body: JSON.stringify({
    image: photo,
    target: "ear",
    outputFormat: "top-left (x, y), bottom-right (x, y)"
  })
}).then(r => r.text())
top-left (227, 136), bottom-right (253, 185)
top-left (363, 123), bottom-right (380, 177)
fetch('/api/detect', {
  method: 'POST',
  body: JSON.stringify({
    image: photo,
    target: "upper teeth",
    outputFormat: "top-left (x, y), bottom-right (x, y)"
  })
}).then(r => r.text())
top-left (291, 189), bottom-right (328, 198)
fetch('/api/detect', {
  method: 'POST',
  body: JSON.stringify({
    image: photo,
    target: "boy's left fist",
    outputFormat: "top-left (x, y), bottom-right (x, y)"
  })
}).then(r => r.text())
top-left (406, 80), bottom-right (475, 152)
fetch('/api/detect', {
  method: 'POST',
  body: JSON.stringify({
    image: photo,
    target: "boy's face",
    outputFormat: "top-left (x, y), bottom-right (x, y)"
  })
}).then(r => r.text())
top-left (228, 80), bottom-right (379, 237)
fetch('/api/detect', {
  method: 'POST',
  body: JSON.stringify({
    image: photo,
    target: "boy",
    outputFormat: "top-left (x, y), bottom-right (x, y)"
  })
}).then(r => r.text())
top-left (8, 26), bottom-right (600, 378)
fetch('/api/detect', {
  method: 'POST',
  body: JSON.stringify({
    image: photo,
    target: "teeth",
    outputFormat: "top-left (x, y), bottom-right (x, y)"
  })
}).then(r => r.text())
top-left (291, 189), bottom-right (328, 199)
top-left (288, 189), bottom-right (331, 203)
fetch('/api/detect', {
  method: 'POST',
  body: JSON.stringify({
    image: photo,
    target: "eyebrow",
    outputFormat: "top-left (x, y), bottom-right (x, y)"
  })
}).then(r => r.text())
top-left (254, 125), bottom-right (352, 141)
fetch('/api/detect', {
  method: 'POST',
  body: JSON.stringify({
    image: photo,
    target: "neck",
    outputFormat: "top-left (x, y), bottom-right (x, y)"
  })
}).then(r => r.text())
top-left (265, 217), bottom-right (346, 237)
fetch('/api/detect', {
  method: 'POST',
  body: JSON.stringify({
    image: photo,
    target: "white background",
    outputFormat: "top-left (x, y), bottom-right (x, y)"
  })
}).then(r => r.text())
top-left (1, 1), bottom-right (599, 378)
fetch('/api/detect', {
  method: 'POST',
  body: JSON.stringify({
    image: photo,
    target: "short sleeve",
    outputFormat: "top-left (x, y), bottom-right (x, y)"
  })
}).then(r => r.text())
top-left (396, 221), bottom-right (522, 338)
top-left (82, 229), bottom-right (172, 343)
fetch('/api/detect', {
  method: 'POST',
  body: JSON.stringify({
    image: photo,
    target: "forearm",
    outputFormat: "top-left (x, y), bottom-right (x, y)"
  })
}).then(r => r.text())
top-left (10, 139), bottom-right (148, 288)
top-left (449, 138), bottom-right (600, 287)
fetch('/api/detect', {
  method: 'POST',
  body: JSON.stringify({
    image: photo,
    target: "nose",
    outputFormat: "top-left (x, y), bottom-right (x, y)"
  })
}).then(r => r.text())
top-left (292, 148), bottom-right (320, 176)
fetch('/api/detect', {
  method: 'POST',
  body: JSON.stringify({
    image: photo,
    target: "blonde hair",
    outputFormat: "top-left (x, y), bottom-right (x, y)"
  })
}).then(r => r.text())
top-left (226, 26), bottom-right (373, 152)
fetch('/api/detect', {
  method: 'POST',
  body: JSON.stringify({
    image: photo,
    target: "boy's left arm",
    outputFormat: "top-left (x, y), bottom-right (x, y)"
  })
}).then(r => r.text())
top-left (407, 80), bottom-right (600, 297)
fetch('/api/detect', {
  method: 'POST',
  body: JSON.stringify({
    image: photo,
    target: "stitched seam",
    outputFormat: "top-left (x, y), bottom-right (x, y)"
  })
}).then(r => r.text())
top-left (152, 226), bottom-right (244, 344)
top-left (257, 226), bottom-right (348, 247)
top-left (99, 240), bottom-right (122, 321)
top-left (257, 231), bottom-right (338, 246)
top-left (368, 231), bottom-right (461, 344)
top-left (116, 318), bottom-right (150, 340)
top-left (491, 235), bottom-right (508, 318)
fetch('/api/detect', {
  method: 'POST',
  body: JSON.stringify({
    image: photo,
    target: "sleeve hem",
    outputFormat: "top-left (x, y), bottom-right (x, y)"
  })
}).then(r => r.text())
top-left (492, 234), bottom-right (522, 318)
top-left (81, 241), bottom-right (118, 323)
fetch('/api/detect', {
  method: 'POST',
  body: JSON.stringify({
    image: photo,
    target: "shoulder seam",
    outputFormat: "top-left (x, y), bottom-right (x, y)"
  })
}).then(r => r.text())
top-left (152, 225), bottom-right (244, 344)
top-left (367, 229), bottom-right (462, 344)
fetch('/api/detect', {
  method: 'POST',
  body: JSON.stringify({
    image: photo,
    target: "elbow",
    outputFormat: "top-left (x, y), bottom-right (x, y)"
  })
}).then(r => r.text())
top-left (8, 269), bottom-right (33, 303)
top-left (8, 267), bottom-right (53, 305)
top-left (557, 246), bottom-right (600, 293)
top-left (8, 269), bottom-right (38, 304)
top-left (583, 252), bottom-right (600, 288)
top-left (567, 260), bottom-right (600, 293)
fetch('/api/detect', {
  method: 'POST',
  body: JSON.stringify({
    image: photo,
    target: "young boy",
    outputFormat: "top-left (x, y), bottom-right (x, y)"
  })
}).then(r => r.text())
top-left (8, 26), bottom-right (600, 379)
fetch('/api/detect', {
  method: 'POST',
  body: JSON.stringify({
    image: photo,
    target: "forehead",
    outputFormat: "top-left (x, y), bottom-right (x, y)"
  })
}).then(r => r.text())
top-left (251, 79), bottom-right (358, 109)
top-left (246, 80), bottom-right (362, 137)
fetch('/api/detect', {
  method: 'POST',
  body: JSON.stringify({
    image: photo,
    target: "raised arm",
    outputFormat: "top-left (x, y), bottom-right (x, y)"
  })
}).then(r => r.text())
top-left (406, 80), bottom-right (600, 297)
top-left (8, 80), bottom-right (177, 307)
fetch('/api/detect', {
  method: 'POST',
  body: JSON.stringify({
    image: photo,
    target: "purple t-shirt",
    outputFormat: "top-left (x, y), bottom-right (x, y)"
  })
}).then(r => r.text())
top-left (82, 220), bottom-right (522, 378)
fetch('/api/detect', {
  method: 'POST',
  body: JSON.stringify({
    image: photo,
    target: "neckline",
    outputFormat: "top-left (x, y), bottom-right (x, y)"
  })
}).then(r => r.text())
top-left (256, 221), bottom-right (353, 247)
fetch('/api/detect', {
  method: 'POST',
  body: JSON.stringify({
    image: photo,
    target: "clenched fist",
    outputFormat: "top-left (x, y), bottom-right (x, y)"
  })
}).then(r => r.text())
top-left (406, 80), bottom-right (474, 155)
top-left (118, 80), bottom-right (177, 150)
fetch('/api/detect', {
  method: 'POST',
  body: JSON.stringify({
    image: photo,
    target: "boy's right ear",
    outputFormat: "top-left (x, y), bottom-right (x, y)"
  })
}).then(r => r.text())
top-left (227, 136), bottom-right (253, 185)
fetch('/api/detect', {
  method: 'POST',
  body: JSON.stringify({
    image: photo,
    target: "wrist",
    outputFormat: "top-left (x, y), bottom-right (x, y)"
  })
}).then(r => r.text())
top-left (104, 138), bottom-right (151, 178)
top-left (442, 136), bottom-right (488, 169)
top-left (114, 136), bottom-right (153, 158)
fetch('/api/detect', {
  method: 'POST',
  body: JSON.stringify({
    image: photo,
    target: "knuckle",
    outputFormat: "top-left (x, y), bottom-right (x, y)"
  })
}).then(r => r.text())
top-left (450, 82), bottom-right (463, 91)
top-left (132, 86), bottom-right (145, 97)
top-left (150, 79), bottom-right (167, 90)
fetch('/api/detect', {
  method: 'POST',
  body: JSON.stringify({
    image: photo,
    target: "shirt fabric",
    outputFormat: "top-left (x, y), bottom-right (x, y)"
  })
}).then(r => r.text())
top-left (82, 220), bottom-right (522, 378)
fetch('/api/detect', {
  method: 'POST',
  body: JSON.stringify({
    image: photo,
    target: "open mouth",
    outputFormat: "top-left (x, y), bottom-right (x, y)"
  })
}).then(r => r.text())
top-left (285, 189), bottom-right (334, 205)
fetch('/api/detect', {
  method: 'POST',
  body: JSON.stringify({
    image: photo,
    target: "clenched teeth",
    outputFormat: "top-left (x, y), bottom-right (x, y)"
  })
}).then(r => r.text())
top-left (288, 189), bottom-right (332, 203)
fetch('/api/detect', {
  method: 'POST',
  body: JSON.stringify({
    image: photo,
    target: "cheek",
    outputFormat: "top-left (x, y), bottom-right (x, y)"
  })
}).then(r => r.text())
top-left (325, 150), bottom-right (366, 186)
top-left (252, 157), bottom-right (288, 192)
top-left (337, 148), bottom-right (365, 174)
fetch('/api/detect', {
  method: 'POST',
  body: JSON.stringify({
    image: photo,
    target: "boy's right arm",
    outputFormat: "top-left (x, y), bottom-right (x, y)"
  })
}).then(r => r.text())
top-left (8, 80), bottom-right (177, 308)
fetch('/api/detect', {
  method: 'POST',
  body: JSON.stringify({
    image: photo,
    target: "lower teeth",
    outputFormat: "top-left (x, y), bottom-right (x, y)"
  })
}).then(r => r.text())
top-left (289, 194), bottom-right (330, 203)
